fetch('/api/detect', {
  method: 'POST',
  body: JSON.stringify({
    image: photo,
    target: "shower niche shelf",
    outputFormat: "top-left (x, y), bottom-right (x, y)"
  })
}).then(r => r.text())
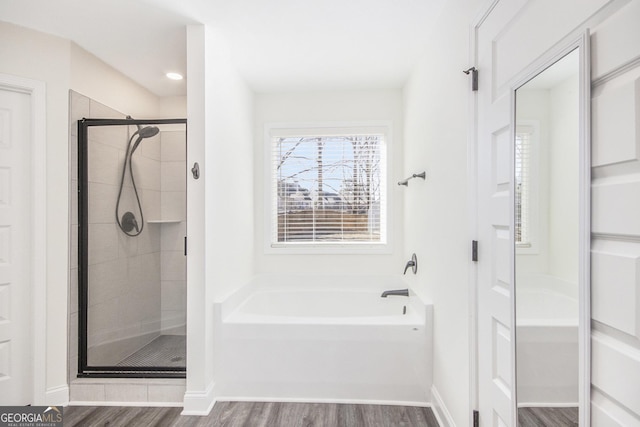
top-left (147, 219), bottom-right (184, 224)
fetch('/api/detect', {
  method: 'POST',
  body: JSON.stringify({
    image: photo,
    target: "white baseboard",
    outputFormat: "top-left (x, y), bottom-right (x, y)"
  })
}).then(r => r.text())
top-left (182, 381), bottom-right (216, 415)
top-left (431, 386), bottom-right (455, 427)
top-left (44, 385), bottom-right (70, 406)
top-left (518, 402), bottom-right (579, 408)
top-left (68, 401), bottom-right (183, 407)
top-left (216, 396), bottom-right (429, 407)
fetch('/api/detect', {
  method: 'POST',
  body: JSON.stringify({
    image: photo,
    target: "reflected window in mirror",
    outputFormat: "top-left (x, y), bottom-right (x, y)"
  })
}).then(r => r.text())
top-left (515, 126), bottom-right (532, 248)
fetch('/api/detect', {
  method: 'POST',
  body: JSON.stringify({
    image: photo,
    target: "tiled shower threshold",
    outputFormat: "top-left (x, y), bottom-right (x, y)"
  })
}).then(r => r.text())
top-left (69, 377), bottom-right (186, 406)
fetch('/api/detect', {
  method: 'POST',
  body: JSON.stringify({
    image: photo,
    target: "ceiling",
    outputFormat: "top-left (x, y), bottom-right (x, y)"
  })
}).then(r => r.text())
top-left (0, 0), bottom-right (445, 97)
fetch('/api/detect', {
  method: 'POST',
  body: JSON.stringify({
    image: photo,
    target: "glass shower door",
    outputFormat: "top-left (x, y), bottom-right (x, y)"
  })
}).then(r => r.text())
top-left (78, 117), bottom-right (186, 377)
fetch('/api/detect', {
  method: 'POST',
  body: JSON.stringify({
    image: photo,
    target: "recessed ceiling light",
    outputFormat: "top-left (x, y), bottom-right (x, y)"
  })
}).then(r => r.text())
top-left (166, 72), bottom-right (183, 81)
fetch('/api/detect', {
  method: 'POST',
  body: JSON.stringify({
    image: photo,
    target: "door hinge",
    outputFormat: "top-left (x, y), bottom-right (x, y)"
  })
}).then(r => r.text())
top-left (472, 240), bottom-right (478, 262)
top-left (473, 409), bottom-right (479, 427)
top-left (463, 67), bottom-right (478, 91)
top-left (184, 236), bottom-right (187, 256)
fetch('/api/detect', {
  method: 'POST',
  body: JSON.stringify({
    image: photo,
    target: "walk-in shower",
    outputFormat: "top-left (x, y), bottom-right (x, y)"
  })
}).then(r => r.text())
top-left (77, 116), bottom-right (187, 378)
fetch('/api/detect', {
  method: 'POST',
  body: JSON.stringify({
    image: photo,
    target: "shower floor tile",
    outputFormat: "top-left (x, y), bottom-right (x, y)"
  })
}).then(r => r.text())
top-left (117, 335), bottom-right (186, 368)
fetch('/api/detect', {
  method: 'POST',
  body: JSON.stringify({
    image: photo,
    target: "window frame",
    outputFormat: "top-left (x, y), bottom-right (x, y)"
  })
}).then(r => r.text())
top-left (264, 121), bottom-right (393, 254)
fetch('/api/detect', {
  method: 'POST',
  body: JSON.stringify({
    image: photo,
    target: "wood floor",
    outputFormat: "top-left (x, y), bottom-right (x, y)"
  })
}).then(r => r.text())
top-left (64, 401), bottom-right (440, 427)
top-left (518, 407), bottom-right (578, 427)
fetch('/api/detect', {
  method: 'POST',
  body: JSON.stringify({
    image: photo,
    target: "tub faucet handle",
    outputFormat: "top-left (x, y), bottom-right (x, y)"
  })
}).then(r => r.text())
top-left (404, 253), bottom-right (418, 275)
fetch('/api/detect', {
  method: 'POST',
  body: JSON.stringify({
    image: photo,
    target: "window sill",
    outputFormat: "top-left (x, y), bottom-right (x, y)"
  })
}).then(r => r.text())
top-left (265, 242), bottom-right (391, 255)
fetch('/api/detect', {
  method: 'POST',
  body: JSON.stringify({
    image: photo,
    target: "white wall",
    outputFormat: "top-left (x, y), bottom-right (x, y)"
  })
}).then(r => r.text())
top-left (184, 25), bottom-right (211, 413)
top-left (185, 24), bottom-right (255, 414)
top-left (0, 20), bottom-right (71, 405)
top-left (70, 43), bottom-right (160, 118)
top-left (160, 96), bottom-right (187, 118)
top-left (253, 89), bottom-right (404, 275)
top-left (402, 0), bottom-right (482, 423)
top-left (204, 28), bottom-right (254, 302)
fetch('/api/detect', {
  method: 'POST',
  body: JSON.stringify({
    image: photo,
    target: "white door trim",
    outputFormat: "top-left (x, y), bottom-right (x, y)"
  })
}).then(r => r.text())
top-left (0, 73), bottom-right (47, 404)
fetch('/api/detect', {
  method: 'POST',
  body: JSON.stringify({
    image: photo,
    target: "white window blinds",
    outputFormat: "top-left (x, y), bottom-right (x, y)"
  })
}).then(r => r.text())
top-left (271, 133), bottom-right (386, 245)
top-left (515, 130), bottom-right (531, 246)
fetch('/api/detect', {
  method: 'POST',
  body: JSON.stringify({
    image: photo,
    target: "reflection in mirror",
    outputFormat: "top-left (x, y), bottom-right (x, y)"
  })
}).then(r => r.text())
top-left (515, 48), bottom-right (580, 427)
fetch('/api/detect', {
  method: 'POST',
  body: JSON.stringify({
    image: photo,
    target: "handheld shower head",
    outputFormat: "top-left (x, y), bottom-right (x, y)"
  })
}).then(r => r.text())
top-left (130, 125), bottom-right (160, 154)
top-left (139, 125), bottom-right (160, 138)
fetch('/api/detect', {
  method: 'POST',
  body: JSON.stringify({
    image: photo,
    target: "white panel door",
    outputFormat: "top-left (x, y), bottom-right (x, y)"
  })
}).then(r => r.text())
top-left (0, 87), bottom-right (32, 405)
top-left (589, 1), bottom-right (640, 424)
top-left (474, 1), bottom-right (526, 425)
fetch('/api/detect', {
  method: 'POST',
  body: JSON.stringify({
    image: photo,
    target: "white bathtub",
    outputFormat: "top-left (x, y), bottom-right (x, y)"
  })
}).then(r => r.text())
top-left (214, 275), bottom-right (432, 405)
top-left (516, 274), bottom-right (578, 406)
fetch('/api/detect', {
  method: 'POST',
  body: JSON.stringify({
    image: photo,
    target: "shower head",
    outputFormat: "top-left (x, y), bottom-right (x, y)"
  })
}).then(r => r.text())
top-left (130, 125), bottom-right (160, 155)
top-left (138, 125), bottom-right (160, 138)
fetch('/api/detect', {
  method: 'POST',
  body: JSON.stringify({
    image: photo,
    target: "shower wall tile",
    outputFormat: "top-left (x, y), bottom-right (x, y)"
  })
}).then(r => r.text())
top-left (161, 251), bottom-right (186, 281)
top-left (70, 135), bottom-right (78, 182)
top-left (89, 99), bottom-right (124, 120)
top-left (161, 281), bottom-right (186, 311)
top-left (161, 310), bottom-right (186, 334)
top-left (161, 131), bottom-right (186, 161)
top-left (128, 253), bottom-right (161, 287)
top-left (161, 162), bottom-right (186, 192)
top-left (70, 225), bottom-right (78, 269)
top-left (138, 134), bottom-right (161, 161)
top-left (71, 179), bottom-right (78, 226)
top-left (131, 156), bottom-right (161, 191)
top-left (137, 294), bottom-right (162, 329)
top-left (69, 267), bottom-right (78, 315)
top-left (159, 129), bottom-right (186, 334)
top-left (70, 383), bottom-right (105, 402)
top-left (161, 191), bottom-right (186, 220)
top-left (68, 311), bottom-right (78, 370)
top-left (88, 142), bottom-right (122, 185)
top-left (117, 231), bottom-right (139, 259)
top-left (69, 356), bottom-right (78, 382)
top-left (87, 299), bottom-right (120, 346)
top-left (105, 384), bottom-right (148, 402)
top-left (87, 224), bottom-right (119, 265)
top-left (70, 91), bottom-right (90, 126)
top-left (161, 222), bottom-right (186, 252)
top-left (88, 260), bottom-right (127, 306)
top-left (140, 189), bottom-right (161, 223)
top-left (88, 182), bottom-right (118, 224)
top-left (136, 225), bottom-right (161, 256)
top-left (89, 124), bottom-right (128, 151)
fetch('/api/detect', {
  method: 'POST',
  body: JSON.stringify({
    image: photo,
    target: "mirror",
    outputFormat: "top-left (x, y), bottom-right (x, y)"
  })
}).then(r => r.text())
top-left (514, 47), bottom-right (584, 427)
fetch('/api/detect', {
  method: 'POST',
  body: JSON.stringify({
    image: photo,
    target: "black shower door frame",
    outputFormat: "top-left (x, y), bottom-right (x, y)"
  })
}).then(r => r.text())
top-left (77, 117), bottom-right (187, 378)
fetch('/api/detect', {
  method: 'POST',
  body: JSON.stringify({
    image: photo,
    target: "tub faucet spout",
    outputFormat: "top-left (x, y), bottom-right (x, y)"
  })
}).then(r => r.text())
top-left (381, 289), bottom-right (409, 298)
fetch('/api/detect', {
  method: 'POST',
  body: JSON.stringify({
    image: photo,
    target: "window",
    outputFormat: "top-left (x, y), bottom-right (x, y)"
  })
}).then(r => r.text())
top-left (268, 124), bottom-right (388, 249)
top-left (515, 127), bottom-right (532, 247)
